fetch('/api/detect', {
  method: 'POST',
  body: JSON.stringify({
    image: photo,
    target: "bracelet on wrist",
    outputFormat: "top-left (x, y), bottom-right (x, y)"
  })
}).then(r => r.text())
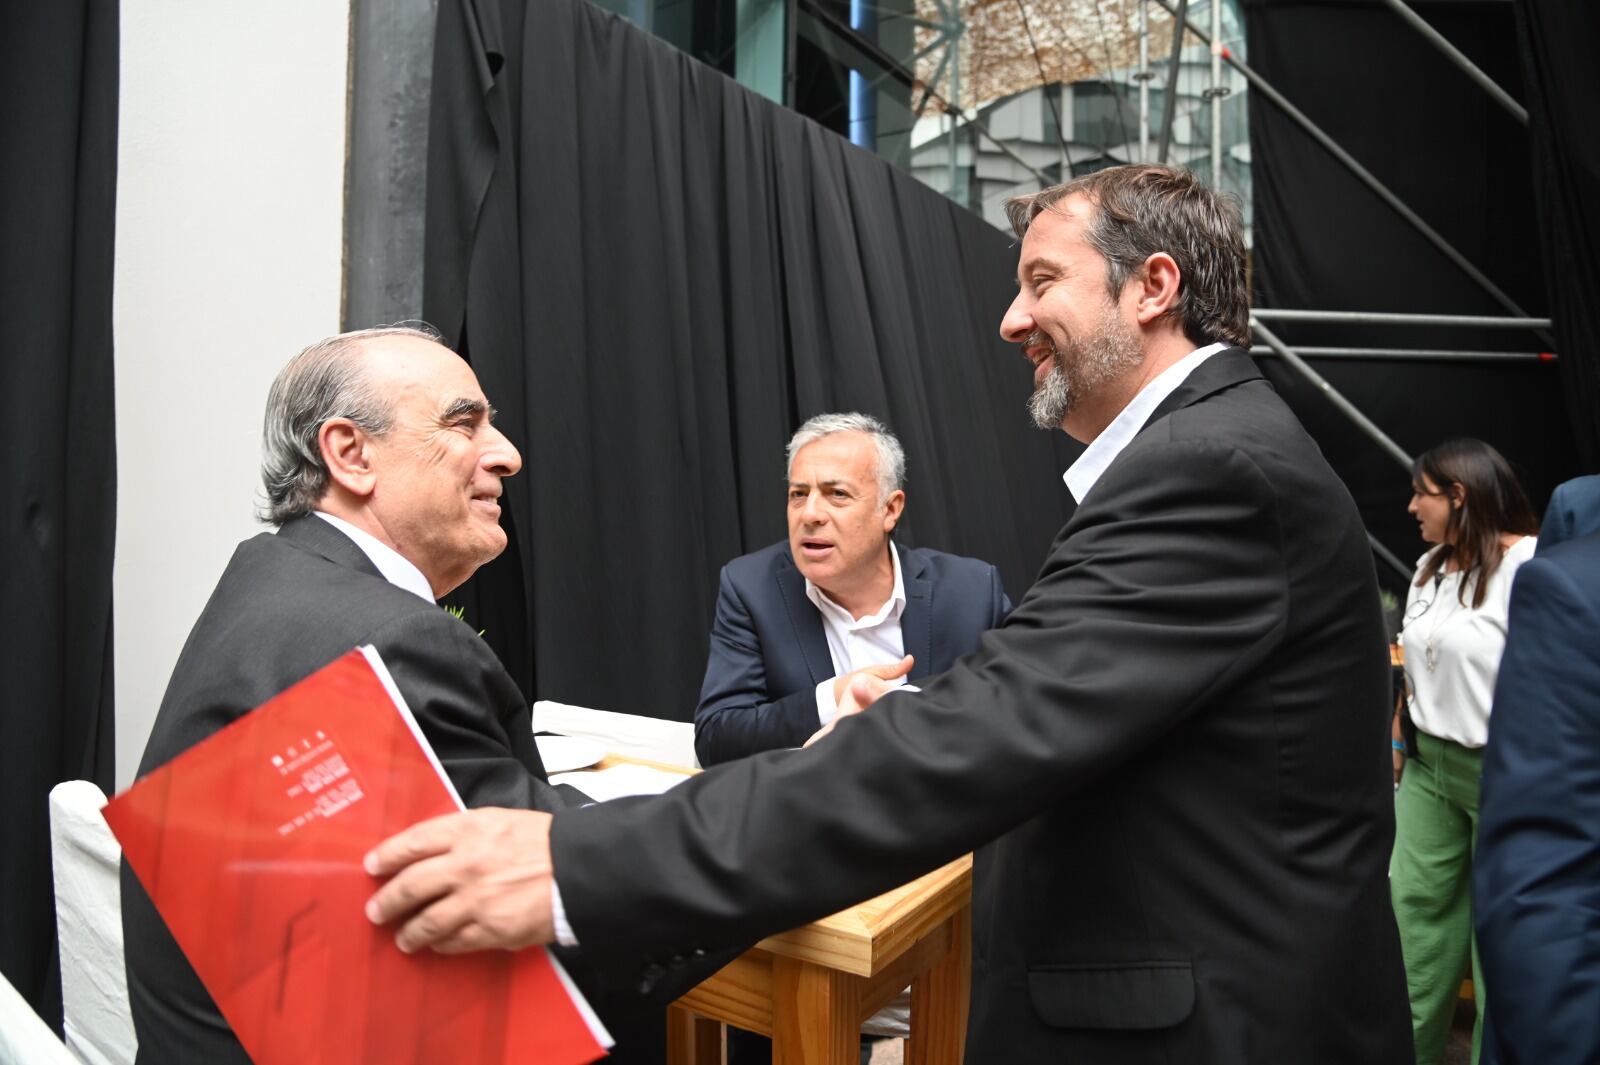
top-left (1392, 739), bottom-right (1406, 753)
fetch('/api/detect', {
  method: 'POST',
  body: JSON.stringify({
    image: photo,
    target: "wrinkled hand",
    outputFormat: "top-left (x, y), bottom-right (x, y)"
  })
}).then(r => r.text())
top-left (807, 655), bottom-right (914, 747)
top-left (364, 807), bottom-right (556, 954)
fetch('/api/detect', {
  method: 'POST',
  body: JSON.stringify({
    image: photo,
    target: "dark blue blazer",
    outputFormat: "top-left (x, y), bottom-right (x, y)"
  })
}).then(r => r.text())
top-left (693, 540), bottom-right (1010, 765)
top-left (1537, 474), bottom-right (1600, 554)
top-left (1476, 530), bottom-right (1600, 1065)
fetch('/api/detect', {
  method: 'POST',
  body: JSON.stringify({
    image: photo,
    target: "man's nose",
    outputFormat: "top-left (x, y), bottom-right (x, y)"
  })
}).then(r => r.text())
top-left (799, 492), bottom-right (826, 524)
top-left (999, 293), bottom-right (1033, 343)
top-left (482, 424), bottom-right (522, 476)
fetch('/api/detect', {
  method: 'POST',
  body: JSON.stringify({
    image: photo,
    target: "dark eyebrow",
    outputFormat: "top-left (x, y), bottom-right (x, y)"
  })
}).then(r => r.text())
top-left (440, 397), bottom-right (490, 423)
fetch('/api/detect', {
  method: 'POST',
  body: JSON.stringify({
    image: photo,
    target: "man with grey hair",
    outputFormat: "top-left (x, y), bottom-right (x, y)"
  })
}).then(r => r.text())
top-left (121, 325), bottom-right (698, 1063)
top-left (693, 412), bottom-right (1010, 767)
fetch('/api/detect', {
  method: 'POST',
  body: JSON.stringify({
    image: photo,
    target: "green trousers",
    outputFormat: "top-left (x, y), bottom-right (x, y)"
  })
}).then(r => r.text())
top-left (1390, 730), bottom-right (1485, 1065)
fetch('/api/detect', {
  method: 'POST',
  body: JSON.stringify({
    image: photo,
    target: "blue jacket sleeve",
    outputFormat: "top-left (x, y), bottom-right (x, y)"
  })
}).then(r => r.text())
top-left (693, 566), bottom-right (823, 766)
top-left (1475, 555), bottom-right (1600, 1064)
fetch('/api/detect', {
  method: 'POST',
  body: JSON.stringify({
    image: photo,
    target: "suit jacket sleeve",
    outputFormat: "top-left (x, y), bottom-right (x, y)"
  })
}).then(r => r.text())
top-left (371, 610), bottom-right (572, 813)
top-left (554, 438), bottom-right (1289, 966)
top-left (1475, 555), bottom-right (1600, 1063)
top-left (694, 565), bottom-right (826, 765)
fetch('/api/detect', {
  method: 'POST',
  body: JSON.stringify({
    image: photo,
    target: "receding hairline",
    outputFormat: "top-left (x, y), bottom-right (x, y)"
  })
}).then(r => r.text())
top-left (787, 430), bottom-right (888, 493)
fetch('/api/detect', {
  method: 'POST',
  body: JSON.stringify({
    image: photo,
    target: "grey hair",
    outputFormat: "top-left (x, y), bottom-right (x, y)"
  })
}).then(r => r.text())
top-left (257, 323), bottom-right (444, 525)
top-left (785, 412), bottom-right (906, 503)
top-left (1004, 164), bottom-right (1251, 349)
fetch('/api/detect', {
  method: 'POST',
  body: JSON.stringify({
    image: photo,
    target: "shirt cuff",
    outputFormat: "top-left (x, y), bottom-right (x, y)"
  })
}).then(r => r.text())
top-left (550, 879), bottom-right (579, 947)
top-left (815, 678), bottom-right (839, 726)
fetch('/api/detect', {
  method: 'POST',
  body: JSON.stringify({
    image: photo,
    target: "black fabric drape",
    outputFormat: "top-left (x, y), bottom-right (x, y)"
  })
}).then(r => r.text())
top-left (1243, 0), bottom-right (1576, 587)
top-left (0, 0), bottom-right (119, 1029)
top-left (1513, 0), bottom-right (1600, 470)
top-left (424, 0), bottom-right (1077, 718)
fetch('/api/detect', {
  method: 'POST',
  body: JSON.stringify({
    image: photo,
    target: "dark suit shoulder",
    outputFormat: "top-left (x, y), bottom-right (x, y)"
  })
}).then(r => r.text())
top-left (722, 540), bottom-right (796, 586)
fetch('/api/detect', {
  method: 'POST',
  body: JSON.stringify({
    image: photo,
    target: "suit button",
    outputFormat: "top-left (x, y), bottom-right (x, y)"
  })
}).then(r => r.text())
top-left (692, 947), bottom-right (707, 959)
top-left (637, 962), bottom-right (664, 995)
top-left (668, 954), bottom-right (686, 968)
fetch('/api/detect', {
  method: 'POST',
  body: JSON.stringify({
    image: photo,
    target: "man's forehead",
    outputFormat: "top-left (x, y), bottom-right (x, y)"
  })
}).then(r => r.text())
top-left (359, 336), bottom-right (485, 404)
top-left (1019, 197), bottom-right (1091, 259)
top-left (790, 433), bottom-right (876, 481)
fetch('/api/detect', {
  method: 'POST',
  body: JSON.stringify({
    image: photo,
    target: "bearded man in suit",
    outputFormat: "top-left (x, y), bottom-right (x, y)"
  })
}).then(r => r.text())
top-left (122, 325), bottom-right (704, 1063)
top-left (367, 166), bottom-right (1413, 1064)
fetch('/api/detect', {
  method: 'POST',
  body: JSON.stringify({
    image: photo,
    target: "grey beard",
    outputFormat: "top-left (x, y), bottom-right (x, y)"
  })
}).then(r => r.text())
top-left (1028, 362), bottom-right (1073, 430)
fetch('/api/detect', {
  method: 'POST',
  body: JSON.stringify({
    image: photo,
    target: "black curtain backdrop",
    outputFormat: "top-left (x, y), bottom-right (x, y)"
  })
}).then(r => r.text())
top-left (1513, 0), bottom-right (1600, 470)
top-left (0, 0), bottom-right (119, 1029)
top-left (423, 0), bottom-right (1079, 718)
top-left (1244, 0), bottom-right (1577, 589)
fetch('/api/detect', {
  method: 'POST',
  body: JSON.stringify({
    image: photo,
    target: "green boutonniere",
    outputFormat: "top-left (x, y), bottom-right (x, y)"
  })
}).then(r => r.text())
top-left (443, 604), bottom-right (486, 637)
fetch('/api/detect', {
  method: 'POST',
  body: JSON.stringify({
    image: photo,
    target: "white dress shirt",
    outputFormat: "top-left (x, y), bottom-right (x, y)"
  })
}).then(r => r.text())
top-left (808, 541), bottom-right (911, 725)
top-left (312, 511), bottom-right (434, 602)
top-left (1063, 341), bottom-right (1228, 504)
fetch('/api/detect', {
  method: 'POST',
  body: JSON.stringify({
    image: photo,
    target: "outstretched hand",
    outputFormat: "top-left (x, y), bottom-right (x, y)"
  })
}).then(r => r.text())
top-left (364, 807), bottom-right (557, 954)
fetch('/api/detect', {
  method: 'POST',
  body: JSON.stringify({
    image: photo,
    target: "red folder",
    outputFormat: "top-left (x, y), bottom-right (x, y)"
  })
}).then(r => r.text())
top-left (104, 646), bottom-right (610, 1065)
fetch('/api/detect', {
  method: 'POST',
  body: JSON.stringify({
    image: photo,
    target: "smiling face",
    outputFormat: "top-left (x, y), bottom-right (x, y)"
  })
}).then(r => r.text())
top-left (786, 432), bottom-right (904, 610)
top-left (1408, 473), bottom-right (1460, 546)
top-left (358, 337), bottom-right (523, 596)
top-left (999, 197), bottom-right (1148, 440)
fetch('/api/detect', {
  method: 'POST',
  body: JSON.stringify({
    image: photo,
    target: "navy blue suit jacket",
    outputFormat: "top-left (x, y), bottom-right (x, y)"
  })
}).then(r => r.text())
top-left (1537, 474), bottom-right (1600, 554)
top-left (1476, 530), bottom-right (1600, 1064)
top-left (694, 540), bottom-right (1010, 765)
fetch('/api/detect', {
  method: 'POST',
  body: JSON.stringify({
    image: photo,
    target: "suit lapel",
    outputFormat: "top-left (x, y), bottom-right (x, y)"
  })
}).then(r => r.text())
top-left (900, 547), bottom-right (932, 682)
top-left (776, 552), bottom-right (836, 685)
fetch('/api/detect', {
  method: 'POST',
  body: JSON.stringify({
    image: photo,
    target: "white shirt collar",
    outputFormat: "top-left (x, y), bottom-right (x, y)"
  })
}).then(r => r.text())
top-left (312, 511), bottom-right (436, 602)
top-left (1063, 341), bottom-right (1229, 504)
top-left (804, 540), bottom-right (907, 628)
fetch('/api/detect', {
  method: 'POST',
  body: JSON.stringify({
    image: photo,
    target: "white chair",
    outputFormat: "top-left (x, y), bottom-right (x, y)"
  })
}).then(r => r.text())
top-left (532, 700), bottom-right (699, 768)
top-left (48, 781), bottom-right (136, 1065)
top-left (0, 969), bottom-right (79, 1065)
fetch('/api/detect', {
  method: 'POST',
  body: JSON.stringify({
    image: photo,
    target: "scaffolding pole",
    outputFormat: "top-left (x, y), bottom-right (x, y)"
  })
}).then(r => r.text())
top-left (1209, 0), bottom-right (1224, 186)
top-left (1151, 0), bottom-right (1539, 331)
top-left (1253, 345), bottom-right (1555, 363)
top-left (1138, 0), bottom-right (1151, 162)
top-left (1369, 533), bottom-right (1413, 583)
top-left (1378, 0), bottom-right (1527, 125)
top-left (1252, 309), bottom-right (1553, 330)
top-left (1250, 317), bottom-right (1414, 472)
top-left (1156, 0), bottom-right (1188, 164)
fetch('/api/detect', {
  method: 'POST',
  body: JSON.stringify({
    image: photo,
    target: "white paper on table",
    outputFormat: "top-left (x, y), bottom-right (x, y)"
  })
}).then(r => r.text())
top-left (549, 764), bottom-right (689, 802)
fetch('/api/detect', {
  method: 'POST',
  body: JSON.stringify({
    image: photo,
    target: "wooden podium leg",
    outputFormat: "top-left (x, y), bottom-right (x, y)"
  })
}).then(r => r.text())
top-left (906, 909), bottom-right (969, 1065)
top-left (771, 956), bottom-right (859, 1065)
top-left (666, 1004), bottom-right (725, 1065)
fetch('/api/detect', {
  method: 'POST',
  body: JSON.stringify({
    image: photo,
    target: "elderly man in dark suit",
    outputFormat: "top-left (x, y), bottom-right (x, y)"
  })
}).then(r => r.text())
top-left (367, 165), bottom-right (1412, 1064)
top-left (121, 325), bottom-right (700, 1064)
top-left (1474, 529), bottom-right (1600, 1064)
top-left (694, 411), bottom-right (1009, 767)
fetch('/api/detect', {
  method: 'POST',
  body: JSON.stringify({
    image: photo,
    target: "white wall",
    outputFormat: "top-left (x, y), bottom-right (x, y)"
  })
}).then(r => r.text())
top-left (114, 2), bottom-right (350, 787)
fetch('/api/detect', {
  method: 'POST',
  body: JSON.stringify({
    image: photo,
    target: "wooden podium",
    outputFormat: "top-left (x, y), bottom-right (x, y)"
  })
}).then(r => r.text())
top-left (666, 854), bottom-right (973, 1065)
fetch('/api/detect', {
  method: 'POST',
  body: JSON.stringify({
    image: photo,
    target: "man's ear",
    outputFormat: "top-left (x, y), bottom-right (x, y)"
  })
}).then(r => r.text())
top-left (881, 489), bottom-right (906, 532)
top-left (1133, 252), bottom-right (1182, 325)
top-left (319, 419), bottom-right (377, 499)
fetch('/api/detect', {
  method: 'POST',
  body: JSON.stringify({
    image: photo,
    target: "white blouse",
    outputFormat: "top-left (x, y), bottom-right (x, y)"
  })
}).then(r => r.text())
top-left (1399, 536), bottom-right (1536, 748)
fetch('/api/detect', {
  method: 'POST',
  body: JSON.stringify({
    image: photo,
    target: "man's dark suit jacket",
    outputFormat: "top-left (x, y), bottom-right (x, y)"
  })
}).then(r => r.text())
top-left (1536, 474), bottom-right (1600, 553)
top-left (694, 541), bottom-right (1010, 765)
top-left (121, 515), bottom-right (697, 1063)
top-left (1475, 531), bottom-right (1600, 1065)
top-left (550, 349), bottom-right (1412, 1063)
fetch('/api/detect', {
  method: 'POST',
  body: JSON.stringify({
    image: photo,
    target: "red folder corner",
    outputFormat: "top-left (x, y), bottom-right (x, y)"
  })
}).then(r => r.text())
top-left (104, 646), bottom-right (610, 1065)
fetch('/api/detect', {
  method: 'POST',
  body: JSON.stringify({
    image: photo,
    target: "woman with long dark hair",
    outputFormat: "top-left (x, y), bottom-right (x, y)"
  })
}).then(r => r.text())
top-left (1392, 438), bottom-right (1538, 1064)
